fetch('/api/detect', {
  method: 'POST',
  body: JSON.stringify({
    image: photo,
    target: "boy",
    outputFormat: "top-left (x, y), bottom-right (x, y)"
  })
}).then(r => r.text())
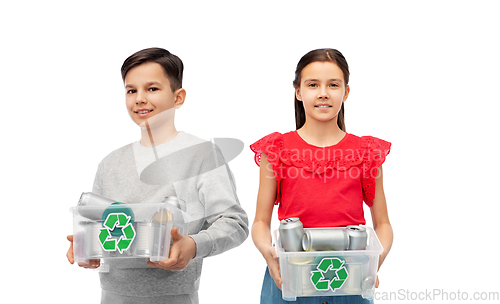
top-left (67, 47), bottom-right (249, 303)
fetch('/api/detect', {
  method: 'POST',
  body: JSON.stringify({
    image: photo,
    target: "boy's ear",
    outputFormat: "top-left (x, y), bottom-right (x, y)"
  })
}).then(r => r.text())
top-left (174, 88), bottom-right (186, 109)
top-left (295, 87), bottom-right (302, 101)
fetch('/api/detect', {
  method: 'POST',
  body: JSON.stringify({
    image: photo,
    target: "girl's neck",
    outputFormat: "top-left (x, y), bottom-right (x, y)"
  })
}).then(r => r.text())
top-left (297, 119), bottom-right (345, 147)
top-left (139, 121), bottom-right (179, 147)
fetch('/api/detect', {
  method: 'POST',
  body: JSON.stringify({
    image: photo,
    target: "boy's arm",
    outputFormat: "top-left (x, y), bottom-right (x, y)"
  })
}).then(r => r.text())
top-left (149, 170), bottom-right (248, 270)
top-left (189, 146), bottom-right (249, 259)
top-left (190, 164), bottom-right (249, 258)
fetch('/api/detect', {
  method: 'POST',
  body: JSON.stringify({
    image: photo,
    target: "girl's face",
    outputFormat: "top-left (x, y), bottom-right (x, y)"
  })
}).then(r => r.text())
top-left (124, 62), bottom-right (184, 127)
top-left (295, 61), bottom-right (349, 126)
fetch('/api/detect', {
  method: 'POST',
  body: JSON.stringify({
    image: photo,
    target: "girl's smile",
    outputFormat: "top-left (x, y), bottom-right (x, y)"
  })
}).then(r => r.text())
top-left (315, 103), bottom-right (333, 110)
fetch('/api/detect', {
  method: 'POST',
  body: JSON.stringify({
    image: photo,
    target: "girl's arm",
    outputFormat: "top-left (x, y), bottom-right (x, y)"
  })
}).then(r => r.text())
top-left (252, 153), bottom-right (282, 288)
top-left (370, 166), bottom-right (393, 270)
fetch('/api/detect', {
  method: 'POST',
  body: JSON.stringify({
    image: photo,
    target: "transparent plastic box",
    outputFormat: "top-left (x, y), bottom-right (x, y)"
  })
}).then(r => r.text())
top-left (273, 226), bottom-right (383, 301)
top-left (71, 202), bottom-right (190, 267)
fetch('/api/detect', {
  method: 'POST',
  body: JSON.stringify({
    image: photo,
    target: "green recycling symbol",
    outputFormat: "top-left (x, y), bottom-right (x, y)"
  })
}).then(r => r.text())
top-left (310, 257), bottom-right (349, 291)
top-left (99, 213), bottom-right (136, 253)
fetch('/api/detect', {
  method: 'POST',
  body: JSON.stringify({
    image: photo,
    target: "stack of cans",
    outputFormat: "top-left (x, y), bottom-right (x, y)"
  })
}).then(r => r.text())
top-left (279, 218), bottom-right (368, 252)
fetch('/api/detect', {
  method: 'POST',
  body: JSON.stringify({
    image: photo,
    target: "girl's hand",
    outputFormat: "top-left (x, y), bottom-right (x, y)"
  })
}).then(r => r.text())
top-left (66, 235), bottom-right (100, 269)
top-left (147, 227), bottom-right (196, 271)
top-left (376, 276), bottom-right (379, 288)
top-left (264, 245), bottom-right (282, 289)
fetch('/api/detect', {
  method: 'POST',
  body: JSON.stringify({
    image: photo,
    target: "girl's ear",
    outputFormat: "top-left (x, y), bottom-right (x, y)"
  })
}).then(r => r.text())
top-left (295, 87), bottom-right (302, 101)
top-left (342, 85), bottom-right (350, 102)
top-left (174, 88), bottom-right (186, 109)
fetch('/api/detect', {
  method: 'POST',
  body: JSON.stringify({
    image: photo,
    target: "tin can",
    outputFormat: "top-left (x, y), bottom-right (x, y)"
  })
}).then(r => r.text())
top-left (132, 222), bottom-right (157, 257)
top-left (288, 263), bottom-right (317, 295)
top-left (302, 229), bottom-right (349, 251)
top-left (78, 192), bottom-right (115, 207)
top-left (346, 225), bottom-right (368, 250)
top-left (279, 218), bottom-right (304, 252)
top-left (84, 221), bottom-right (108, 258)
top-left (342, 262), bottom-right (362, 294)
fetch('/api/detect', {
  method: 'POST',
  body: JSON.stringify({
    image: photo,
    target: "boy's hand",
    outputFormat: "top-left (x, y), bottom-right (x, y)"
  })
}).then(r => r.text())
top-left (147, 227), bottom-right (196, 271)
top-left (67, 235), bottom-right (100, 269)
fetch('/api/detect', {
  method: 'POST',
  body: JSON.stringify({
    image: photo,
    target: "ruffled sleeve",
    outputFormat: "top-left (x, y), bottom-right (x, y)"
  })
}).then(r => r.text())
top-left (361, 136), bottom-right (391, 206)
top-left (250, 132), bottom-right (284, 167)
top-left (250, 132), bottom-right (284, 205)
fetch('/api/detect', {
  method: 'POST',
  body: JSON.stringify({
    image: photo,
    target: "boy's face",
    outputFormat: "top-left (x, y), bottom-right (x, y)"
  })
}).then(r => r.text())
top-left (124, 62), bottom-right (184, 127)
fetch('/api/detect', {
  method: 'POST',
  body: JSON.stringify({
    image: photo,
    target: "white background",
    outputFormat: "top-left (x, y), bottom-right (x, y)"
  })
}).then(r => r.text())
top-left (2, 1), bottom-right (499, 303)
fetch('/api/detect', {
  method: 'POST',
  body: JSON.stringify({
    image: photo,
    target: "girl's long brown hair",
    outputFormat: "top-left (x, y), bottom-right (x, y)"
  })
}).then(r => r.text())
top-left (293, 49), bottom-right (350, 131)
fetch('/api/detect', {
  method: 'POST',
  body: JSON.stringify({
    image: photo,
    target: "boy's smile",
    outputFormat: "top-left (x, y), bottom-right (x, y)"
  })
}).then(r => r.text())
top-left (135, 108), bottom-right (154, 118)
top-left (124, 62), bottom-right (185, 127)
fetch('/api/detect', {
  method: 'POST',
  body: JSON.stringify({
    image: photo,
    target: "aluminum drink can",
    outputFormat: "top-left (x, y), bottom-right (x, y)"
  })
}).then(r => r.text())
top-left (279, 218), bottom-right (304, 252)
top-left (78, 192), bottom-right (115, 207)
top-left (346, 225), bottom-right (368, 250)
top-left (302, 229), bottom-right (349, 251)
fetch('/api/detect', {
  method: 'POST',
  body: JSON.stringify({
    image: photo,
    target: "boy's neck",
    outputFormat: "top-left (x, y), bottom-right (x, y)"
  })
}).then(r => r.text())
top-left (139, 123), bottom-right (179, 147)
top-left (298, 119), bottom-right (345, 147)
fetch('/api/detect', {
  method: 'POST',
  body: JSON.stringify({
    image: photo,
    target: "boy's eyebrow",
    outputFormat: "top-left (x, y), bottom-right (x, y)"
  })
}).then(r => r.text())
top-left (145, 81), bottom-right (162, 86)
top-left (124, 81), bottom-right (163, 89)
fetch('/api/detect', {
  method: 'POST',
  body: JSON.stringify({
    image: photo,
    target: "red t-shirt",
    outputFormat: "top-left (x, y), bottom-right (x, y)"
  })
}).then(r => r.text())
top-left (250, 131), bottom-right (391, 228)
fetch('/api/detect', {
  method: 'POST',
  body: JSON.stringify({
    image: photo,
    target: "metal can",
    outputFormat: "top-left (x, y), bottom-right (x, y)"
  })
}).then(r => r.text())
top-left (132, 222), bottom-right (157, 257)
top-left (288, 263), bottom-right (317, 295)
top-left (279, 218), bottom-right (304, 252)
top-left (78, 192), bottom-right (115, 207)
top-left (84, 221), bottom-right (108, 259)
top-left (302, 229), bottom-right (349, 251)
top-left (346, 225), bottom-right (368, 250)
top-left (342, 263), bottom-right (362, 294)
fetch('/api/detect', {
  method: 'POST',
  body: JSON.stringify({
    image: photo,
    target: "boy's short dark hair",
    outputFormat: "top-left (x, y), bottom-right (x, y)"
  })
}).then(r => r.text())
top-left (121, 47), bottom-right (183, 92)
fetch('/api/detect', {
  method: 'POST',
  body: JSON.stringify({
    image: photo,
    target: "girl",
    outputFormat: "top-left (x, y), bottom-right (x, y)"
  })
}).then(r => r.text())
top-left (251, 49), bottom-right (393, 304)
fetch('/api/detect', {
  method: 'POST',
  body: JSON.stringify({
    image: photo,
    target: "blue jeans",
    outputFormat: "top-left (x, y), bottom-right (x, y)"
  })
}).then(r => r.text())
top-left (260, 267), bottom-right (374, 304)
